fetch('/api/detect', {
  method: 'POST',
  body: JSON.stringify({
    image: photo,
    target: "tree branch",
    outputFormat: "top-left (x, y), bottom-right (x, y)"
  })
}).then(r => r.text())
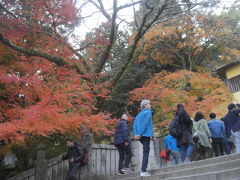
top-left (188, 46), bottom-right (192, 71)
top-left (89, 0), bottom-right (112, 22)
top-left (94, 0), bottom-right (118, 74)
top-left (0, 3), bottom-right (17, 18)
top-left (132, 0), bottom-right (139, 29)
top-left (42, 0), bottom-right (91, 72)
top-left (116, 17), bottom-right (135, 28)
top-left (0, 32), bottom-right (85, 75)
top-left (111, 0), bottom-right (169, 87)
top-left (117, 0), bottom-right (144, 11)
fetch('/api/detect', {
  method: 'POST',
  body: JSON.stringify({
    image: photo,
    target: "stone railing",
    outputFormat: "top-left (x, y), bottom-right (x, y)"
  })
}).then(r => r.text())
top-left (91, 144), bottom-right (119, 175)
top-left (7, 144), bottom-right (119, 180)
top-left (7, 137), bottom-right (164, 180)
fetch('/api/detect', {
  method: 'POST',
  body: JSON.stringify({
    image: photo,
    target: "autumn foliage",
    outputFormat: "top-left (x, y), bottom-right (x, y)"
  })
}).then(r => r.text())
top-left (0, 0), bottom-right (237, 145)
top-left (0, 44), bottom-right (116, 144)
top-left (130, 70), bottom-right (232, 136)
top-left (136, 14), bottom-right (240, 71)
top-left (0, 0), bottom-right (122, 145)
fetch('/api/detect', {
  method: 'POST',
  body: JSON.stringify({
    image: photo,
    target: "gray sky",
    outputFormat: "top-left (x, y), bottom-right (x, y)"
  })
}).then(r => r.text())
top-left (73, 0), bottom-right (237, 40)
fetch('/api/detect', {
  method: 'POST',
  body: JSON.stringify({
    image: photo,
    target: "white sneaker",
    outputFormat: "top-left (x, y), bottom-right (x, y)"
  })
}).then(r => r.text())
top-left (140, 171), bottom-right (151, 177)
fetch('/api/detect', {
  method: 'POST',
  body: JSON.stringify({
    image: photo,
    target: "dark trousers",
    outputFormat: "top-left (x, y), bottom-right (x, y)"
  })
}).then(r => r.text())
top-left (224, 141), bottom-right (234, 154)
top-left (116, 143), bottom-right (132, 172)
top-left (66, 163), bottom-right (80, 180)
top-left (140, 136), bottom-right (150, 172)
top-left (212, 138), bottom-right (224, 157)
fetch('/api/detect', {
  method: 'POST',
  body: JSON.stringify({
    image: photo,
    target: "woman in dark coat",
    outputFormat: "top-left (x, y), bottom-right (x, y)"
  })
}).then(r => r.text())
top-left (175, 103), bottom-right (194, 163)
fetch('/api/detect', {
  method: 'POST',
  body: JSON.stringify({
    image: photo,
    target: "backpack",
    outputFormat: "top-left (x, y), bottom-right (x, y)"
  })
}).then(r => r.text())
top-left (80, 148), bottom-right (89, 168)
top-left (168, 115), bottom-right (182, 138)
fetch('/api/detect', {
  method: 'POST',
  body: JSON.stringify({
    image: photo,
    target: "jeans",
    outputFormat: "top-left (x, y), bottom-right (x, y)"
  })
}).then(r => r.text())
top-left (179, 144), bottom-right (193, 162)
top-left (140, 136), bottom-right (150, 172)
top-left (231, 130), bottom-right (240, 153)
top-left (66, 162), bottom-right (80, 180)
top-left (169, 151), bottom-right (181, 165)
top-left (116, 143), bottom-right (132, 172)
top-left (212, 138), bottom-right (224, 156)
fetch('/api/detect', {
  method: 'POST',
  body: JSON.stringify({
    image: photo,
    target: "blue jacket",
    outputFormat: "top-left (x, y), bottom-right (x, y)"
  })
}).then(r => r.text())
top-left (223, 107), bottom-right (240, 137)
top-left (208, 119), bottom-right (225, 138)
top-left (133, 108), bottom-right (153, 137)
top-left (114, 119), bottom-right (130, 145)
top-left (164, 134), bottom-right (179, 151)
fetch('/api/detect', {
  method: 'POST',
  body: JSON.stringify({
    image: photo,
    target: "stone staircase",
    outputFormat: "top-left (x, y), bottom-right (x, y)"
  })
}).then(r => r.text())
top-left (106, 153), bottom-right (240, 180)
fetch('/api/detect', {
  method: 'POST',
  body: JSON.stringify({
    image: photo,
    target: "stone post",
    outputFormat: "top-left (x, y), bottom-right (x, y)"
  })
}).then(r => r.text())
top-left (35, 144), bottom-right (48, 180)
top-left (131, 139), bottom-right (159, 172)
top-left (79, 133), bottom-right (93, 179)
top-left (153, 139), bottom-right (161, 168)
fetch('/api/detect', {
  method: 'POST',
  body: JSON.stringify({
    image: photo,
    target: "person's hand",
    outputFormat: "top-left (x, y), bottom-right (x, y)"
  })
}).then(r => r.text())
top-left (124, 142), bottom-right (129, 146)
top-left (134, 135), bottom-right (141, 140)
top-left (69, 158), bottom-right (74, 163)
top-left (209, 138), bottom-right (212, 143)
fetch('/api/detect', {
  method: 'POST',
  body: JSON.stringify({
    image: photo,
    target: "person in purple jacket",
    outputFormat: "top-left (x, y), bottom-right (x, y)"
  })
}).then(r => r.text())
top-left (114, 114), bottom-right (132, 174)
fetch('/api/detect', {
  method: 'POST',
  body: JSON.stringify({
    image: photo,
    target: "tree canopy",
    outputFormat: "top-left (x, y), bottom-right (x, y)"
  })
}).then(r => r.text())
top-left (0, 0), bottom-right (238, 144)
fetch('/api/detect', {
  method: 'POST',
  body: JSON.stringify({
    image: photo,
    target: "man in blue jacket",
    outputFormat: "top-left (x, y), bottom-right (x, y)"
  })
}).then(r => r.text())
top-left (114, 114), bottom-right (132, 174)
top-left (133, 100), bottom-right (153, 177)
top-left (208, 113), bottom-right (225, 156)
top-left (223, 103), bottom-right (240, 153)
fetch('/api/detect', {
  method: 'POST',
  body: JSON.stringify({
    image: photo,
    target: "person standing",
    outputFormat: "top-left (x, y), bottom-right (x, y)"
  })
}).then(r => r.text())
top-left (223, 103), bottom-right (240, 153)
top-left (114, 114), bottom-right (132, 174)
top-left (61, 138), bottom-right (83, 180)
top-left (133, 100), bottom-right (153, 177)
top-left (164, 134), bottom-right (181, 165)
top-left (220, 118), bottom-right (234, 154)
top-left (175, 103), bottom-right (194, 163)
top-left (192, 112), bottom-right (212, 160)
top-left (208, 113), bottom-right (225, 156)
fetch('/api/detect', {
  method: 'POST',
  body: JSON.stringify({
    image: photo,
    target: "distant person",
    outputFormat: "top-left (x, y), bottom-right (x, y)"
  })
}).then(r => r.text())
top-left (174, 104), bottom-right (194, 163)
top-left (133, 100), bottom-right (153, 177)
top-left (223, 103), bottom-right (240, 153)
top-left (61, 138), bottom-right (83, 180)
top-left (208, 113), bottom-right (225, 157)
top-left (114, 114), bottom-right (132, 174)
top-left (164, 134), bottom-right (181, 165)
top-left (220, 118), bottom-right (234, 154)
top-left (193, 112), bottom-right (211, 160)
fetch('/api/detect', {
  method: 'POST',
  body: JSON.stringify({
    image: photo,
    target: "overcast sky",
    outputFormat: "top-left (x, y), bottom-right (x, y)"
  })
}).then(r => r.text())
top-left (74, 0), bottom-right (237, 40)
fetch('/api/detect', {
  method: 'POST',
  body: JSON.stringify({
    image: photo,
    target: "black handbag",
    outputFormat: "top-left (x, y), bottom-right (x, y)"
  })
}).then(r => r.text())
top-left (193, 121), bottom-right (201, 143)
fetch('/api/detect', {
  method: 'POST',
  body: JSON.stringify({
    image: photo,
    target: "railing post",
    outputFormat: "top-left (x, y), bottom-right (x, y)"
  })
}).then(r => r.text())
top-left (79, 133), bottom-right (93, 179)
top-left (35, 144), bottom-right (47, 180)
top-left (153, 138), bottom-right (161, 168)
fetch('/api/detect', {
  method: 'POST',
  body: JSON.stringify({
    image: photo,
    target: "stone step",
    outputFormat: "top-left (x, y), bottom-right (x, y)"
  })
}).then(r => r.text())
top-left (149, 153), bottom-right (240, 175)
top-left (106, 153), bottom-right (240, 180)
top-left (164, 167), bottom-right (240, 180)
top-left (122, 159), bottom-right (240, 180)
